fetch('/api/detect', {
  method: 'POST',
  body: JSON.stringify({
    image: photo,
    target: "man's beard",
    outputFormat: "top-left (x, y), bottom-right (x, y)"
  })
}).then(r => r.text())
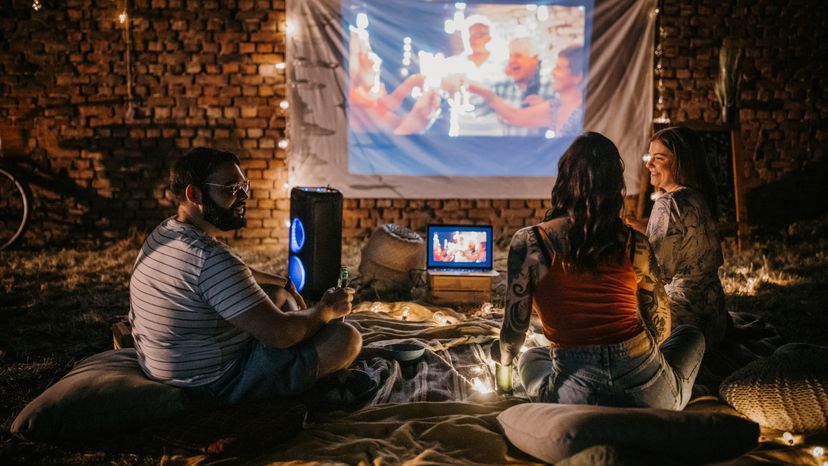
top-left (203, 195), bottom-right (246, 231)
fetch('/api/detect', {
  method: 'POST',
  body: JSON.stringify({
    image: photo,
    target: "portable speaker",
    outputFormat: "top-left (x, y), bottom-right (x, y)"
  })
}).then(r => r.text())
top-left (288, 187), bottom-right (343, 301)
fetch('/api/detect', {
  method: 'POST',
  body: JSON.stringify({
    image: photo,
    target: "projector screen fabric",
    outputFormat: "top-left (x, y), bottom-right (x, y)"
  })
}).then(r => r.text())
top-left (286, 0), bottom-right (655, 198)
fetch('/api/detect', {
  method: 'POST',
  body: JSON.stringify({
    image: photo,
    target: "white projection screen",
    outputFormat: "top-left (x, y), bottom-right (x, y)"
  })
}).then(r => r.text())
top-left (287, 0), bottom-right (655, 198)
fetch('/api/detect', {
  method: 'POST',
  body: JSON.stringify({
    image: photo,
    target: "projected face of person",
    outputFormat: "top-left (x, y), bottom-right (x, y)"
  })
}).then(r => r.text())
top-left (646, 140), bottom-right (680, 192)
top-left (467, 23), bottom-right (491, 54)
top-left (551, 56), bottom-right (582, 93)
top-left (506, 49), bottom-right (539, 84)
top-left (200, 163), bottom-right (249, 231)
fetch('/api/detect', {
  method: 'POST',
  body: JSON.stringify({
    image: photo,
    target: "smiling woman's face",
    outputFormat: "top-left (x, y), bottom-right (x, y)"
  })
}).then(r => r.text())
top-left (646, 139), bottom-right (679, 191)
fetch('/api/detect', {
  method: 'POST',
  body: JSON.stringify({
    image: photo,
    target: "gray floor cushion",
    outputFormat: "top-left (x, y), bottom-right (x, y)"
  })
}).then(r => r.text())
top-left (11, 348), bottom-right (191, 440)
top-left (497, 402), bottom-right (759, 464)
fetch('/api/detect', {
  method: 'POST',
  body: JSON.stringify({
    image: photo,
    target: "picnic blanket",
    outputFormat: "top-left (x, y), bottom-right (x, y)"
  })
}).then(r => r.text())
top-left (159, 303), bottom-right (821, 465)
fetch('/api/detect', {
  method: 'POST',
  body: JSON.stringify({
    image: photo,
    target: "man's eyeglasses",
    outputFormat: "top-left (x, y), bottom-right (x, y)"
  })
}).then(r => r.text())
top-left (201, 180), bottom-right (251, 197)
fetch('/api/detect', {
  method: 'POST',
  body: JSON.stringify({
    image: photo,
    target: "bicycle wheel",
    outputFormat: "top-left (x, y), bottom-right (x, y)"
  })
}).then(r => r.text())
top-left (0, 166), bottom-right (31, 250)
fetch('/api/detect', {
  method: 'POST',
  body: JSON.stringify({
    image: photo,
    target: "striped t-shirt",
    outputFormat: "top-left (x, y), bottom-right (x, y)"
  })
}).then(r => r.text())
top-left (128, 217), bottom-right (269, 387)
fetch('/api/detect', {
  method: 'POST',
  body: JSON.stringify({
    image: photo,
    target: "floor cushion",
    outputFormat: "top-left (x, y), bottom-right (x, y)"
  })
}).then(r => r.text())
top-left (720, 343), bottom-right (828, 433)
top-left (497, 402), bottom-right (759, 464)
top-left (11, 348), bottom-right (191, 440)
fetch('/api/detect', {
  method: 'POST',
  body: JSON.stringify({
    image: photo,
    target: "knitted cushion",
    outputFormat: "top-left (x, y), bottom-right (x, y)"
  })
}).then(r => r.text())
top-left (719, 344), bottom-right (828, 433)
top-left (359, 224), bottom-right (424, 291)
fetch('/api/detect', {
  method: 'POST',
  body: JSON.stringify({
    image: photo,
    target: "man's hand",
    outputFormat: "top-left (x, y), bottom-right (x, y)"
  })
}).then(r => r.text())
top-left (317, 287), bottom-right (355, 322)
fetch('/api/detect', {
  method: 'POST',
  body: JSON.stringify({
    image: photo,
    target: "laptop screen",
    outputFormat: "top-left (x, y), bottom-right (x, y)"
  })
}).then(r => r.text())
top-left (426, 224), bottom-right (494, 270)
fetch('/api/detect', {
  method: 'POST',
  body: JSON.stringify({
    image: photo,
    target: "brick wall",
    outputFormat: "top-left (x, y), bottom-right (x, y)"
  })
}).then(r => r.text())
top-left (0, 0), bottom-right (824, 248)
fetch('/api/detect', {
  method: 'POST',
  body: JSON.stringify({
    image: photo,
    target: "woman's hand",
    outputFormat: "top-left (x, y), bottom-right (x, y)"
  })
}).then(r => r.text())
top-left (624, 215), bottom-right (648, 234)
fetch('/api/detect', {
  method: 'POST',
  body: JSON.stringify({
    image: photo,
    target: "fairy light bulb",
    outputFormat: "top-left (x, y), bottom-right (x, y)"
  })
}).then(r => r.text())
top-left (371, 302), bottom-right (382, 313)
top-left (118, 11), bottom-right (128, 24)
top-left (278, 139), bottom-right (289, 149)
top-left (481, 302), bottom-right (493, 314)
top-left (283, 219), bottom-right (290, 228)
top-left (813, 446), bottom-right (825, 457)
top-left (642, 153), bottom-right (652, 163)
top-left (285, 19), bottom-right (296, 37)
top-left (32, 0), bottom-right (42, 11)
top-left (402, 306), bottom-right (410, 321)
top-left (471, 377), bottom-right (492, 393)
top-left (279, 100), bottom-right (289, 110)
top-left (519, 345), bottom-right (529, 353)
top-left (782, 432), bottom-right (794, 445)
top-left (275, 62), bottom-right (286, 70)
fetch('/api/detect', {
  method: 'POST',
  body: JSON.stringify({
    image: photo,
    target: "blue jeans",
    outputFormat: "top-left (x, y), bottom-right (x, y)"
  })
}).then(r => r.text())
top-left (518, 325), bottom-right (705, 410)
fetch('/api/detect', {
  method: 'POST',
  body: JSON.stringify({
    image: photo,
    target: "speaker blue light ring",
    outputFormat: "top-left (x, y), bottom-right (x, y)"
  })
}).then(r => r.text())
top-left (288, 255), bottom-right (306, 292)
top-left (290, 217), bottom-right (305, 253)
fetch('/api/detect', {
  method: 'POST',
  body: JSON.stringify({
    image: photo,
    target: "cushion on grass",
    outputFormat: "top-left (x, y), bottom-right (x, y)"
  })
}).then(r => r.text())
top-left (497, 403), bottom-right (759, 464)
top-left (719, 344), bottom-right (828, 433)
top-left (11, 348), bottom-right (191, 441)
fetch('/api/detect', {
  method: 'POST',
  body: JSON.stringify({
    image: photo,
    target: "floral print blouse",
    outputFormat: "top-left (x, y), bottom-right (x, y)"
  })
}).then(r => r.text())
top-left (647, 187), bottom-right (727, 348)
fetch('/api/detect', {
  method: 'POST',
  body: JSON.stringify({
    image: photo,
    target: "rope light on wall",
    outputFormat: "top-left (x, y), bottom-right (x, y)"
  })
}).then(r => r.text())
top-left (653, 1), bottom-right (671, 124)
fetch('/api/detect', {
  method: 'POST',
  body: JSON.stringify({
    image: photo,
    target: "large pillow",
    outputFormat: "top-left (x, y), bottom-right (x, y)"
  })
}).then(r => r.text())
top-left (497, 403), bottom-right (759, 464)
top-left (720, 343), bottom-right (828, 433)
top-left (11, 348), bottom-right (191, 440)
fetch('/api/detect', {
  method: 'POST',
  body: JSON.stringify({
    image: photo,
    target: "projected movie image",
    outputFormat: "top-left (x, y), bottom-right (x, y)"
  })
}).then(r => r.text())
top-left (428, 225), bottom-right (492, 268)
top-left (345, 1), bottom-right (592, 177)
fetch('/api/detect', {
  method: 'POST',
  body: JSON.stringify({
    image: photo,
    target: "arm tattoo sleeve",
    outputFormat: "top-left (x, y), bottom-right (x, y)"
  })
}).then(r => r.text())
top-left (500, 228), bottom-right (535, 365)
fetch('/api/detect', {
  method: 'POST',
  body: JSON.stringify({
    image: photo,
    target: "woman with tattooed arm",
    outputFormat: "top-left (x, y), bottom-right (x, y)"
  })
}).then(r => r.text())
top-left (496, 132), bottom-right (705, 410)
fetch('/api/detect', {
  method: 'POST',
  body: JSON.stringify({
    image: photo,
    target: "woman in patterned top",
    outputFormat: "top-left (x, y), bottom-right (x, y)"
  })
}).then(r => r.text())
top-left (496, 132), bottom-right (705, 409)
top-left (626, 126), bottom-right (727, 350)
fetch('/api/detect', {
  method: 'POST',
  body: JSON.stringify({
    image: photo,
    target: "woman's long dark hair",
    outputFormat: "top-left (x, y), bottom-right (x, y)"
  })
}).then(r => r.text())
top-left (544, 132), bottom-right (627, 271)
top-left (650, 126), bottom-right (720, 217)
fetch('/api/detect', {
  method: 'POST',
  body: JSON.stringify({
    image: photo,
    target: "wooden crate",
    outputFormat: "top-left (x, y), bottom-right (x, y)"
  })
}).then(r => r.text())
top-left (112, 321), bottom-right (134, 349)
top-left (427, 272), bottom-right (496, 304)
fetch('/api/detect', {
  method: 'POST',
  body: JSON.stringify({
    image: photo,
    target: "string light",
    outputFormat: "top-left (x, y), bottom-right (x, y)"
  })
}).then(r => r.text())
top-left (285, 19), bottom-right (296, 37)
top-left (275, 62), bottom-right (286, 71)
top-left (278, 139), bottom-right (289, 149)
top-left (31, 0), bottom-right (42, 11)
top-left (471, 377), bottom-right (493, 393)
top-left (813, 446), bottom-right (825, 458)
top-left (782, 432), bottom-right (794, 445)
top-left (282, 182), bottom-right (290, 190)
top-left (371, 302), bottom-right (383, 313)
top-left (480, 302), bottom-right (493, 314)
top-left (283, 219), bottom-right (290, 228)
top-left (402, 306), bottom-right (410, 321)
top-left (279, 100), bottom-right (289, 110)
top-left (118, 10), bottom-right (128, 24)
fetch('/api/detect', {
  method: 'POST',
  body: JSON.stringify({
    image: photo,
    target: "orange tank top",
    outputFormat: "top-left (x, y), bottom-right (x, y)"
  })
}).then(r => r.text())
top-left (531, 227), bottom-right (644, 347)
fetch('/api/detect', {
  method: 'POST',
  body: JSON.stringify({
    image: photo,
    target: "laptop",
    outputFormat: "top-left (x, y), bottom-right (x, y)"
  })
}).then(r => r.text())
top-left (426, 224), bottom-right (498, 277)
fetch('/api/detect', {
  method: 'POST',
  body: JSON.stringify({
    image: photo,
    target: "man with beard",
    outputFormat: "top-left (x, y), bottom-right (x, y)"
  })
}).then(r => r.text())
top-left (129, 147), bottom-right (361, 406)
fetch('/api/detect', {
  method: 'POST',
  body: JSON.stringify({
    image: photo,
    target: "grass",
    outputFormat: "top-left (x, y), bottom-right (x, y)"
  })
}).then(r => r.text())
top-left (1, 218), bottom-right (827, 464)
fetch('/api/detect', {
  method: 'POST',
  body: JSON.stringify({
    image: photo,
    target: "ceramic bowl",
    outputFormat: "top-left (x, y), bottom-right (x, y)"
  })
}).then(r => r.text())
top-left (385, 343), bottom-right (425, 362)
